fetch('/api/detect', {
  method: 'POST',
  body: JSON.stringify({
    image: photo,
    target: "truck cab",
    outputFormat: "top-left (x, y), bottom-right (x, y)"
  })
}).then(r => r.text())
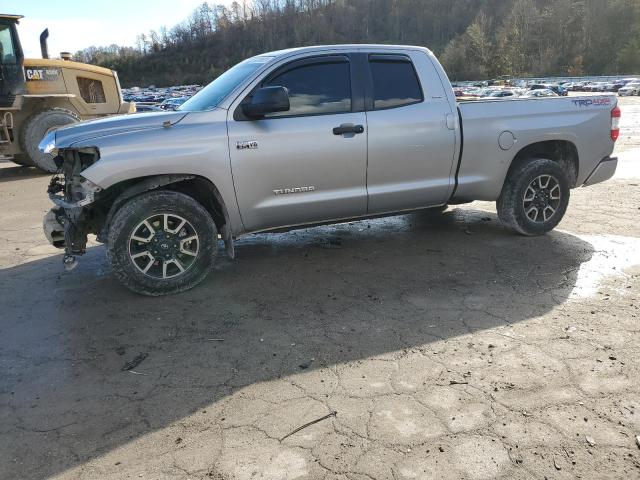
top-left (225, 49), bottom-right (457, 231)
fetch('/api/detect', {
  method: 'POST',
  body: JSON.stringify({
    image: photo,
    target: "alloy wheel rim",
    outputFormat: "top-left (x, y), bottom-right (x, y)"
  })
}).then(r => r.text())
top-left (128, 213), bottom-right (199, 279)
top-left (522, 174), bottom-right (561, 223)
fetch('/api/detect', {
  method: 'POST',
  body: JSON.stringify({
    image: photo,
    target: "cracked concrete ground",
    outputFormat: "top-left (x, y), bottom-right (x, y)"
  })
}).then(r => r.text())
top-left (1, 95), bottom-right (639, 480)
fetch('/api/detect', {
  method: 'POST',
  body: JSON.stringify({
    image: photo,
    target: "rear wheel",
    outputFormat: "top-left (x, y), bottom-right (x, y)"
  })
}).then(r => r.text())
top-left (20, 108), bottom-right (80, 172)
top-left (497, 158), bottom-right (570, 236)
top-left (107, 191), bottom-right (218, 296)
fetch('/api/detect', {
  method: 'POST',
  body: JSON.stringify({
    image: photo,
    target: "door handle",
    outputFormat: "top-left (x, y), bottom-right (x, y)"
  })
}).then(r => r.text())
top-left (333, 124), bottom-right (364, 135)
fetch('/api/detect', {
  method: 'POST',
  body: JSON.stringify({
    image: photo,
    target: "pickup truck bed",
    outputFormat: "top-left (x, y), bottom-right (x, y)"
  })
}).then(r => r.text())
top-left (455, 96), bottom-right (617, 201)
top-left (39, 44), bottom-right (619, 295)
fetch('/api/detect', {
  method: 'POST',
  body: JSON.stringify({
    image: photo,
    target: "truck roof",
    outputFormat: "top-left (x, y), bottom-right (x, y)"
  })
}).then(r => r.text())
top-left (261, 44), bottom-right (432, 59)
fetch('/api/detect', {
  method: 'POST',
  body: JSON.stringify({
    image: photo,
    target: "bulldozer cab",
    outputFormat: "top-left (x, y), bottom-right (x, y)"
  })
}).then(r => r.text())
top-left (0, 14), bottom-right (25, 108)
top-left (0, 13), bottom-right (133, 171)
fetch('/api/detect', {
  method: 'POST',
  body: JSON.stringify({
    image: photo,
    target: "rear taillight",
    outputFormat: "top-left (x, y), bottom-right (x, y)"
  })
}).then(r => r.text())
top-left (611, 106), bottom-right (621, 141)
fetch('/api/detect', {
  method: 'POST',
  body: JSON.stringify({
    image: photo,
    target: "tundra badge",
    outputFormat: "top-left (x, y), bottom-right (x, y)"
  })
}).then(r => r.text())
top-left (273, 186), bottom-right (316, 195)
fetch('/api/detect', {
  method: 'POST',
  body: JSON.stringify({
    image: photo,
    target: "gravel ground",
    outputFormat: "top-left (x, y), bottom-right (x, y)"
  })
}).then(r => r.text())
top-left (0, 95), bottom-right (639, 480)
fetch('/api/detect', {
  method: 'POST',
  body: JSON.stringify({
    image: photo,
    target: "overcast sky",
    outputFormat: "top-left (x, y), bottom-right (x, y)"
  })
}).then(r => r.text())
top-left (15, 0), bottom-right (232, 58)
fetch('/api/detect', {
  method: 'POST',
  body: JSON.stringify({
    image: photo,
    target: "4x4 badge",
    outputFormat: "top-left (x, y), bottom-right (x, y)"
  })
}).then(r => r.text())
top-left (236, 140), bottom-right (258, 150)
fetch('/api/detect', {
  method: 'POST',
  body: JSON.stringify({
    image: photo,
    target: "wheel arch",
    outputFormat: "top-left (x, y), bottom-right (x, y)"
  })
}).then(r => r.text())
top-left (506, 140), bottom-right (579, 189)
top-left (19, 97), bottom-right (83, 121)
top-left (98, 174), bottom-right (235, 258)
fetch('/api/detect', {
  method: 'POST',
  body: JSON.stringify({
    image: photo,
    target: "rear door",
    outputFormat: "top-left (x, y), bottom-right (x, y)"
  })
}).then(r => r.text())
top-left (227, 55), bottom-right (368, 232)
top-left (364, 52), bottom-right (457, 214)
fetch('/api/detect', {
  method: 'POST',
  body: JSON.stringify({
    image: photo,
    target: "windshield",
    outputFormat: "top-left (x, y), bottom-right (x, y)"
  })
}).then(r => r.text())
top-left (179, 56), bottom-right (273, 112)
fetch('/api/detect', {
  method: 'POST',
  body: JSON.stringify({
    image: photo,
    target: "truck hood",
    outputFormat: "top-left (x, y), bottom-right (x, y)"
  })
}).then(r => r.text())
top-left (54, 111), bottom-right (188, 147)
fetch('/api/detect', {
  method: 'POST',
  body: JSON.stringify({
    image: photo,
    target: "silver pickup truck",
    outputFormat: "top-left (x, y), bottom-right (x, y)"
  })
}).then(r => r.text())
top-left (39, 45), bottom-right (620, 295)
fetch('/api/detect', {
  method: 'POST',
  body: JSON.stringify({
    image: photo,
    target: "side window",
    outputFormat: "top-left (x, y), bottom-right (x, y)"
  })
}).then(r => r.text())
top-left (0, 24), bottom-right (16, 64)
top-left (77, 77), bottom-right (106, 103)
top-left (369, 58), bottom-right (423, 110)
top-left (264, 61), bottom-right (351, 117)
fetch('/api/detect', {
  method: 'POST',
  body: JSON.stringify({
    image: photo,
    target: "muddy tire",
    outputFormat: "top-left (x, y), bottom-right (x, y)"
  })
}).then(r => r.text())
top-left (107, 191), bottom-right (218, 296)
top-left (20, 108), bottom-right (80, 173)
top-left (497, 158), bottom-right (570, 236)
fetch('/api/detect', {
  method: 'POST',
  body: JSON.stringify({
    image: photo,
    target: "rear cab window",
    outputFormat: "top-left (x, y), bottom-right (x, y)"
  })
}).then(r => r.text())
top-left (368, 54), bottom-right (423, 110)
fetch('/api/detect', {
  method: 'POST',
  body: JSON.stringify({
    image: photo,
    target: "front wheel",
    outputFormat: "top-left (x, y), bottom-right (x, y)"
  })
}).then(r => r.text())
top-left (497, 159), bottom-right (570, 236)
top-left (107, 191), bottom-right (218, 296)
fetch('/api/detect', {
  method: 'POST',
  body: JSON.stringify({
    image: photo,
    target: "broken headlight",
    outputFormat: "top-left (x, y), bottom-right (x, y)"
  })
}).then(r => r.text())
top-left (48, 174), bottom-right (102, 208)
top-left (39, 130), bottom-right (57, 155)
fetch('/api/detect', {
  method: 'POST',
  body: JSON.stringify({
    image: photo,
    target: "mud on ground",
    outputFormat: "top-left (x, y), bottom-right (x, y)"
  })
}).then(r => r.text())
top-left (1, 96), bottom-right (639, 480)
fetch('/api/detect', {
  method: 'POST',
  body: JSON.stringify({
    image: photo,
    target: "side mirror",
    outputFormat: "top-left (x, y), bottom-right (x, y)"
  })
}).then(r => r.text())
top-left (243, 86), bottom-right (290, 118)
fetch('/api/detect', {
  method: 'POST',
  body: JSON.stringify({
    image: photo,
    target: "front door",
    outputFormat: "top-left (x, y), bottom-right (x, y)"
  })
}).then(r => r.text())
top-left (227, 55), bottom-right (367, 232)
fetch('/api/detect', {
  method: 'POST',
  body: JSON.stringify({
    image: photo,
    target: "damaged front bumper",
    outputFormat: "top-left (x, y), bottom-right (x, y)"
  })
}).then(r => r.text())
top-left (43, 208), bottom-right (66, 248)
top-left (43, 150), bottom-right (103, 270)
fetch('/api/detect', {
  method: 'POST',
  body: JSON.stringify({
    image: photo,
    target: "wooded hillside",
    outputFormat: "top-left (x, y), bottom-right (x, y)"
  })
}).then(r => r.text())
top-left (74, 0), bottom-right (640, 86)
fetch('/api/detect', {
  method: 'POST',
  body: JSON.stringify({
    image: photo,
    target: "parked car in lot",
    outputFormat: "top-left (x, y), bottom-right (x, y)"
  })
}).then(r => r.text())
top-left (522, 89), bottom-right (558, 97)
top-left (160, 97), bottom-right (190, 110)
top-left (620, 78), bottom-right (640, 86)
top-left (133, 103), bottom-right (164, 113)
top-left (610, 82), bottom-right (626, 92)
top-left (529, 83), bottom-right (567, 96)
top-left (619, 82), bottom-right (640, 96)
top-left (484, 89), bottom-right (516, 98)
top-left (591, 82), bottom-right (610, 92)
top-left (40, 44), bottom-right (620, 295)
top-left (462, 87), bottom-right (482, 97)
top-left (549, 84), bottom-right (568, 96)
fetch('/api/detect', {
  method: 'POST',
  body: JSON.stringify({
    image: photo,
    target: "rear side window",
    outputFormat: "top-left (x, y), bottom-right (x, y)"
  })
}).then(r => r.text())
top-left (369, 58), bottom-right (423, 110)
top-left (264, 61), bottom-right (351, 117)
top-left (77, 77), bottom-right (106, 103)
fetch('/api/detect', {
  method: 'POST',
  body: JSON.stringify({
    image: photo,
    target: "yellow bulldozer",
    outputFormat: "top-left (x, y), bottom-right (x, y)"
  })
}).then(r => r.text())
top-left (0, 14), bottom-right (133, 172)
